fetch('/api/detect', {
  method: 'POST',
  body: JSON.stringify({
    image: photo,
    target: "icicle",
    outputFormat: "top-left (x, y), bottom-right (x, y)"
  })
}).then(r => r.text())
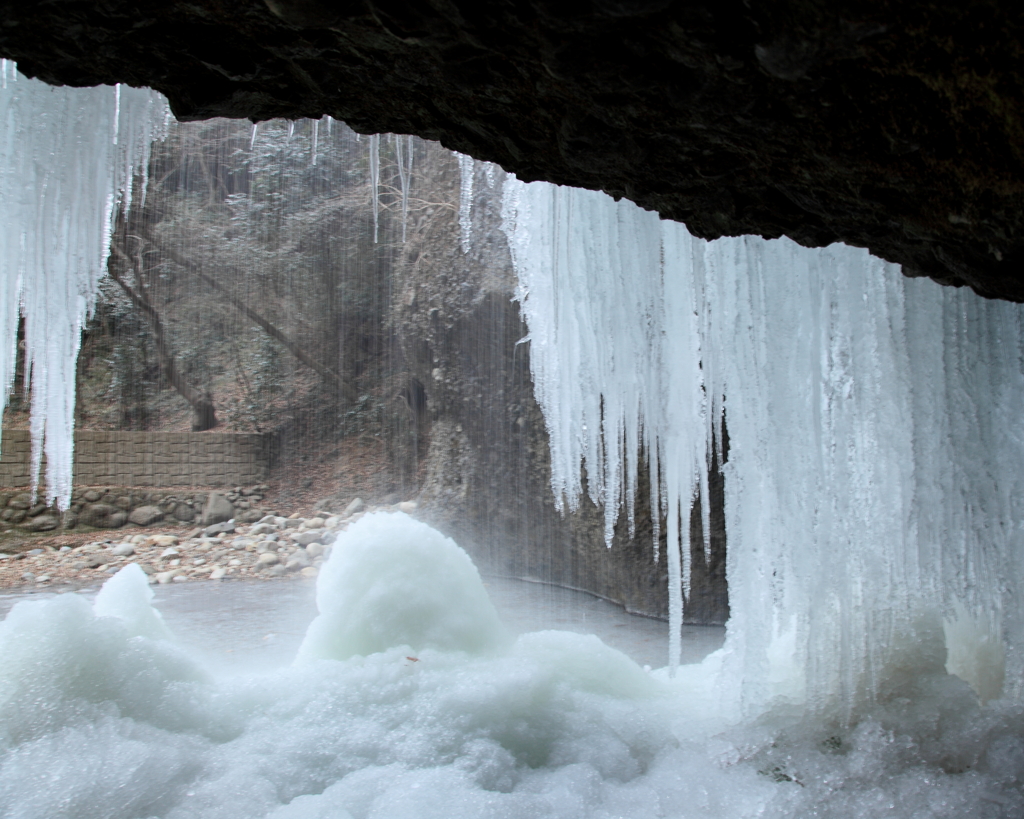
top-left (0, 71), bottom-right (168, 508)
top-left (311, 119), bottom-right (319, 166)
top-left (502, 171), bottom-right (1024, 713)
top-left (484, 162), bottom-right (496, 189)
top-left (250, 122), bottom-right (259, 150)
top-left (369, 133), bottom-right (380, 243)
top-left (112, 84), bottom-right (121, 144)
top-left (456, 152), bottom-right (475, 253)
top-left (288, 120), bottom-right (295, 139)
top-left (395, 135), bottom-right (413, 243)
top-left (326, 115), bottom-right (332, 134)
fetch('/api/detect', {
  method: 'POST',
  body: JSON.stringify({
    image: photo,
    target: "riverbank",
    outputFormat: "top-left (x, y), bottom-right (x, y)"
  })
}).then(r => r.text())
top-left (0, 498), bottom-right (410, 591)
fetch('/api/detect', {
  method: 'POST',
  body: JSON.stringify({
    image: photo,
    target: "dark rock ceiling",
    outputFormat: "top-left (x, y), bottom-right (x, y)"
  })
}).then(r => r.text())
top-left (2, 1), bottom-right (1024, 300)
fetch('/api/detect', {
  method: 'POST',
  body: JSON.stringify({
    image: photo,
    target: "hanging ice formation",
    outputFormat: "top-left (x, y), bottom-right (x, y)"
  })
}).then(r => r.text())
top-left (456, 152), bottom-right (475, 253)
top-left (368, 133), bottom-right (380, 243)
top-left (0, 64), bottom-right (168, 509)
top-left (502, 176), bottom-right (1024, 718)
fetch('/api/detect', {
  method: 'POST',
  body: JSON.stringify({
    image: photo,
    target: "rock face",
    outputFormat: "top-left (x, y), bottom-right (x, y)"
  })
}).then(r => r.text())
top-left (2, 2), bottom-right (1024, 300)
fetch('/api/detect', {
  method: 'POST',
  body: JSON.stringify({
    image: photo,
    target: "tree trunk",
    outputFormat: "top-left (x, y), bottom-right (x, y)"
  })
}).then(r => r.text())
top-left (107, 245), bottom-right (219, 431)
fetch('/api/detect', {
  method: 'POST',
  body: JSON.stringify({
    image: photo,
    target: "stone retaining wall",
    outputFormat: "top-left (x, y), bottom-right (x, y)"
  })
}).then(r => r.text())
top-left (0, 430), bottom-right (276, 488)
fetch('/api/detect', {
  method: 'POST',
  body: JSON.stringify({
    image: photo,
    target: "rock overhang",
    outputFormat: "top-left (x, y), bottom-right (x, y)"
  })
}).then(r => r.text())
top-left (2, 0), bottom-right (1023, 300)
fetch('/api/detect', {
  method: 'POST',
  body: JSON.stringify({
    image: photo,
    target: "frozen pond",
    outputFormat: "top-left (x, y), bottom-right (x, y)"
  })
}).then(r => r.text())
top-left (0, 574), bottom-right (724, 673)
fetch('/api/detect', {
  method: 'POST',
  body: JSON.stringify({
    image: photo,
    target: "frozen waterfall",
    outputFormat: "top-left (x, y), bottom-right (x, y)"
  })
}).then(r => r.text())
top-left (502, 176), bottom-right (1024, 718)
top-left (0, 64), bottom-right (167, 508)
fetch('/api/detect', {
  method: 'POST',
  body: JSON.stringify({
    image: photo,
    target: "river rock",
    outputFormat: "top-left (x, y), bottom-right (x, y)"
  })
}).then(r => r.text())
top-left (200, 492), bottom-right (235, 526)
top-left (173, 503), bottom-right (195, 522)
top-left (82, 489), bottom-right (102, 502)
top-left (128, 505), bottom-right (164, 526)
top-left (204, 521), bottom-right (235, 536)
top-left (148, 535), bottom-right (179, 548)
top-left (209, 566), bottom-right (226, 579)
top-left (20, 514), bottom-right (59, 532)
top-left (111, 542), bottom-right (135, 557)
top-left (235, 509), bottom-right (263, 524)
top-left (2, 509), bottom-right (25, 523)
top-left (293, 530), bottom-right (324, 546)
top-left (285, 553), bottom-right (310, 572)
top-left (398, 500), bottom-right (418, 513)
top-left (300, 566), bottom-right (319, 578)
top-left (257, 552), bottom-right (279, 566)
top-left (79, 503), bottom-right (119, 528)
top-left (343, 497), bottom-right (364, 517)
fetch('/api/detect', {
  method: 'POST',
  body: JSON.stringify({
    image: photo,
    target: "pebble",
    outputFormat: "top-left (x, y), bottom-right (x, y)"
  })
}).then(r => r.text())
top-left (300, 566), bottom-right (319, 578)
top-left (209, 566), bottom-right (226, 580)
top-left (111, 543), bottom-right (135, 557)
top-left (161, 547), bottom-right (180, 558)
top-left (257, 553), bottom-right (280, 567)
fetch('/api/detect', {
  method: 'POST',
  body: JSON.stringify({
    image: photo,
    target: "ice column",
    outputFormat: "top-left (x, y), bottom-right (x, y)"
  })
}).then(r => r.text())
top-left (503, 175), bottom-right (1024, 718)
top-left (0, 66), bottom-right (168, 508)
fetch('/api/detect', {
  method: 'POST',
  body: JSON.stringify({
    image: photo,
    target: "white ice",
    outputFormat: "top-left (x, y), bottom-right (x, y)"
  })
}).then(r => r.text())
top-left (0, 65), bottom-right (167, 508)
top-left (502, 177), bottom-right (1024, 725)
top-left (2, 512), bottom-right (1022, 819)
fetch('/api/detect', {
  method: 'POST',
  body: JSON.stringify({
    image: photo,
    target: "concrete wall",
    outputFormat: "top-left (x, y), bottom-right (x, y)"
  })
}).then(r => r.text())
top-left (0, 430), bottom-right (276, 487)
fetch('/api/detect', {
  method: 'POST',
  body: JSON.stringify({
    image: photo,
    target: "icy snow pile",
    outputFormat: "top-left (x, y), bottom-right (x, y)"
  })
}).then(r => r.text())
top-left (501, 176), bottom-right (1024, 722)
top-left (2, 513), bottom-right (1024, 819)
top-left (298, 512), bottom-right (508, 660)
top-left (0, 63), bottom-right (167, 508)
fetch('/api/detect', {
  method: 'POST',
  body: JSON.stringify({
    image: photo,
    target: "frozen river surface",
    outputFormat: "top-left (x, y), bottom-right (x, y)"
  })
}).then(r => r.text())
top-left (0, 574), bottom-right (723, 672)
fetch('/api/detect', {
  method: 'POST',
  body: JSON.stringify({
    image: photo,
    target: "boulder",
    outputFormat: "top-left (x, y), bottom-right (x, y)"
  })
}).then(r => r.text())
top-left (19, 515), bottom-right (58, 532)
top-left (78, 503), bottom-right (119, 528)
top-left (173, 503), bottom-right (195, 522)
top-left (200, 492), bottom-right (235, 526)
top-left (128, 505), bottom-right (164, 526)
top-left (109, 512), bottom-right (129, 529)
